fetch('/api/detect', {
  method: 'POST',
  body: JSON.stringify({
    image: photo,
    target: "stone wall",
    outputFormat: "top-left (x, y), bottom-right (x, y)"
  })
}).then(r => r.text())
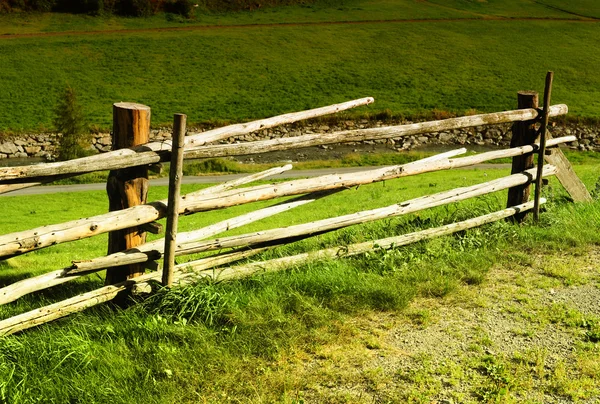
top-left (1, 120), bottom-right (598, 161)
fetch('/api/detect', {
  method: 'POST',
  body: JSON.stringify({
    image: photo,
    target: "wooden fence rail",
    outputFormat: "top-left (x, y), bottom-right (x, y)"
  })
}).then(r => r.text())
top-left (0, 136), bottom-right (575, 260)
top-left (0, 84), bottom-right (593, 335)
top-left (0, 103), bottom-right (567, 194)
top-left (0, 199), bottom-right (544, 337)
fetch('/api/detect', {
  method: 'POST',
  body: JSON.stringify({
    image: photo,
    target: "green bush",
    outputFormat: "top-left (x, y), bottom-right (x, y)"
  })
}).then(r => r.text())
top-left (53, 85), bottom-right (89, 161)
top-left (117, 0), bottom-right (154, 16)
top-left (0, 0), bottom-right (57, 12)
top-left (164, 0), bottom-right (193, 17)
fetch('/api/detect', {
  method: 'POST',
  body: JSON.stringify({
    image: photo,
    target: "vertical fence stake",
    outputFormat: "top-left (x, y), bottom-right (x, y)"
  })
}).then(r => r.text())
top-left (506, 91), bottom-right (538, 223)
top-left (162, 114), bottom-right (187, 287)
top-left (105, 103), bottom-right (151, 285)
top-left (534, 71), bottom-right (554, 221)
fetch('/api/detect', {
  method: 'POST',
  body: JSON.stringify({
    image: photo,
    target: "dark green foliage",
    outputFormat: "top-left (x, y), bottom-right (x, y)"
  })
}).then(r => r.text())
top-left (197, 0), bottom-right (315, 12)
top-left (54, 0), bottom-right (115, 15)
top-left (164, 0), bottom-right (193, 17)
top-left (0, 0), bottom-right (55, 12)
top-left (117, 0), bottom-right (153, 16)
top-left (53, 85), bottom-right (88, 161)
top-left (0, 0), bottom-right (316, 14)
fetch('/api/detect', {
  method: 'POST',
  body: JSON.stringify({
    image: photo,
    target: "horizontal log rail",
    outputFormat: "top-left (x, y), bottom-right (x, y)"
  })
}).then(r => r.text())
top-left (0, 136), bottom-right (574, 259)
top-left (0, 191), bottom-right (338, 305)
top-left (184, 105), bottom-right (569, 160)
top-left (0, 97), bottom-right (373, 186)
top-left (178, 137), bottom-right (571, 215)
top-left (0, 149), bottom-right (463, 258)
top-left (0, 103), bottom-right (567, 192)
top-left (0, 164), bottom-right (557, 305)
top-left (0, 200), bottom-right (542, 336)
top-left (78, 165), bottom-right (558, 273)
top-left (187, 200), bottom-right (546, 284)
top-left (0, 247), bottom-right (267, 337)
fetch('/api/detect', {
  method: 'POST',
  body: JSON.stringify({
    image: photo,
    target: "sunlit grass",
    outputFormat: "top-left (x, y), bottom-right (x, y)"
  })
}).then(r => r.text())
top-left (0, 163), bottom-right (598, 402)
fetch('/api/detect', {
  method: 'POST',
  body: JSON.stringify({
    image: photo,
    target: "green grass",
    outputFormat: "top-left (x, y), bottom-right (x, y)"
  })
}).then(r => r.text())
top-left (1, 0), bottom-right (600, 132)
top-left (534, 0), bottom-right (600, 19)
top-left (0, 163), bottom-right (598, 402)
top-left (0, 0), bottom-right (585, 36)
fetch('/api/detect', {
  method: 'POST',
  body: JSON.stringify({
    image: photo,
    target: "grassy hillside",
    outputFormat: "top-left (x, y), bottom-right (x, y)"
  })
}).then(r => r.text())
top-left (0, 0), bottom-right (599, 132)
top-left (0, 164), bottom-right (598, 402)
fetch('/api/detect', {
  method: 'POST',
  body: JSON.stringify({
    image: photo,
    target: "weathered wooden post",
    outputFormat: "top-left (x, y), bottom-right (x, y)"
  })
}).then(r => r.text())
top-left (105, 102), bottom-right (151, 285)
top-left (534, 72), bottom-right (554, 221)
top-left (162, 114), bottom-right (187, 287)
top-left (506, 91), bottom-right (538, 222)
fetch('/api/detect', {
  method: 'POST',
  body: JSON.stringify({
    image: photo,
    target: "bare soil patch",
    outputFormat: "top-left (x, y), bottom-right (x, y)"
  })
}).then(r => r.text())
top-left (275, 247), bottom-right (600, 402)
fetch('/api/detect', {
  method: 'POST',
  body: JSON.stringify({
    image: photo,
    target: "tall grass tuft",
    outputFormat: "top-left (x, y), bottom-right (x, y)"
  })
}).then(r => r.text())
top-left (139, 282), bottom-right (234, 326)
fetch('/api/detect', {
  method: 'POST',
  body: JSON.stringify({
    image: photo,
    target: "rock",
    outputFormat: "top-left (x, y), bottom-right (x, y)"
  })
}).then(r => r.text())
top-left (24, 146), bottom-right (41, 155)
top-left (438, 132), bottom-right (454, 143)
top-left (98, 136), bottom-right (112, 146)
top-left (0, 142), bottom-right (18, 154)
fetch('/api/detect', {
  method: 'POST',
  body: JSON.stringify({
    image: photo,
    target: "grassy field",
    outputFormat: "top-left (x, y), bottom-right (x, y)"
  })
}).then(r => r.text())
top-left (0, 0), bottom-right (589, 35)
top-left (0, 161), bottom-right (599, 402)
top-left (0, 0), bottom-right (600, 132)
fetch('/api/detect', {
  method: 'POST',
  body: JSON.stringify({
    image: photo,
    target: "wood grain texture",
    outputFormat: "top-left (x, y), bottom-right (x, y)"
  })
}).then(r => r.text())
top-left (105, 103), bottom-right (151, 284)
top-left (506, 91), bottom-right (539, 222)
top-left (162, 114), bottom-right (186, 287)
top-left (544, 146), bottom-right (593, 203)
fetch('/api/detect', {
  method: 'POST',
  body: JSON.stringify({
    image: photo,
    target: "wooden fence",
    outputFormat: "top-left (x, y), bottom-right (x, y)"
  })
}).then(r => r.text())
top-left (0, 78), bottom-right (593, 336)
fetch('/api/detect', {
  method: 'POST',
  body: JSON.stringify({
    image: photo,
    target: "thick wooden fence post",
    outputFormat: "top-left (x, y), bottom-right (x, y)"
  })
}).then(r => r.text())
top-left (162, 114), bottom-right (187, 287)
top-left (506, 91), bottom-right (538, 222)
top-left (105, 103), bottom-right (151, 285)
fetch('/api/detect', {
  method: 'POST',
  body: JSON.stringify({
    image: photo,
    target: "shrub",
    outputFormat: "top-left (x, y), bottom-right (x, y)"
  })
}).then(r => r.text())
top-left (53, 85), bottom-right (89, 161)
top-left (117, 0), bottom-right (154, 16)
top-left (0, 0), bottom-right (57, 12)
top-left (164, 0), bottom-right (193, 17)
top-left (27, 0), bottom-right (54, 11)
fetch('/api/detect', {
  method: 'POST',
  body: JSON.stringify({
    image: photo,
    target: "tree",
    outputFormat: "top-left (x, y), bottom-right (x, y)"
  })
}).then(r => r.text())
top-left (54, 85), bottom-right (88, 161)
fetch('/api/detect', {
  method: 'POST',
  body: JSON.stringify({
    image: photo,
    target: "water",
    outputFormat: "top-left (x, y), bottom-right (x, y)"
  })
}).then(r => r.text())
top-left (0, 157), bottom-right (46, 167)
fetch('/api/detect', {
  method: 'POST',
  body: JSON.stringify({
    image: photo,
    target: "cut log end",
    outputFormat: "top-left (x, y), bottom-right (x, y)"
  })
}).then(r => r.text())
top-left (113, 102), bottom-right (152, 111)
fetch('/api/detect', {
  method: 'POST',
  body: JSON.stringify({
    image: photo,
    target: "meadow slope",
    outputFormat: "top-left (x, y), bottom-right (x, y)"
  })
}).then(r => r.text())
top-left (0, 0), bottom-right (599, 132)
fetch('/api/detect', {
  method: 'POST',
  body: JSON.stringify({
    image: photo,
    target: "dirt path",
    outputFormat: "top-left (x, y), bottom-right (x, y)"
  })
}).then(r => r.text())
top-left (276, 247), bottom-right (600, 402)
top-left (1, 15), bottom-right (598, 40)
